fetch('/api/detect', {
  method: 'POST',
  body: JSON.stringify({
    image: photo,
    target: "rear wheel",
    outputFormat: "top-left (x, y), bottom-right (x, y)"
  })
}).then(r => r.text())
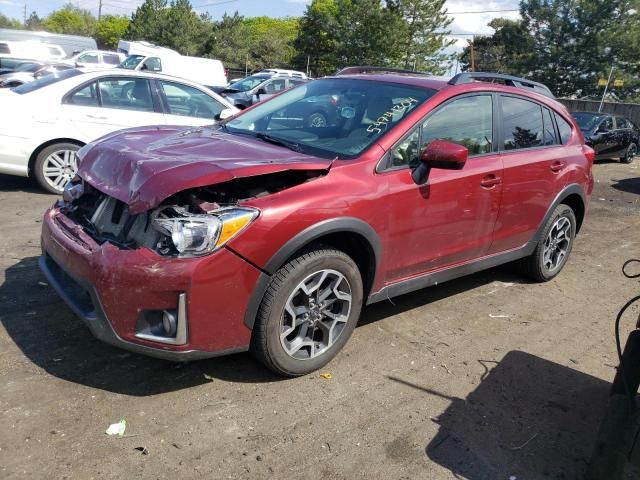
top-left (307, 111), bottom-right (327, 128)
top-left (250, 248), bottom-right (363, 376)
top-left (520, 204), bottom-right (576, 282)
top-left (33, 142), bottom-right (81, 194)
top-left (621, 143), bottom-right (637, 164)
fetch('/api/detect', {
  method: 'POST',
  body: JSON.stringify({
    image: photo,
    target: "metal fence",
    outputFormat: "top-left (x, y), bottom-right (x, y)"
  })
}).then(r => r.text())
top-left (558, 98), bottom-right (640, 125)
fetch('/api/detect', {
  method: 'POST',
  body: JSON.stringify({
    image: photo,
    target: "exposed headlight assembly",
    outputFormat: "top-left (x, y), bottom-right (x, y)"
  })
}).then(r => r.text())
top-left (153, 206), bottom-right (259, 257)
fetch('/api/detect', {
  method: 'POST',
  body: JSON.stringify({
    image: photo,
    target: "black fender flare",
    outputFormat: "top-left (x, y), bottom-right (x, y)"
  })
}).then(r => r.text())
top-left (243, 217), bottom-right (382, 329)
top-left (524, 183), bottom-right (587, 254)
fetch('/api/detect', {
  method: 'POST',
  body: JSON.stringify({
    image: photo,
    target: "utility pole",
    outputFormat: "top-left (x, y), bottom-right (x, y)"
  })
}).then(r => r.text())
top-left (23, 3), bottom-right (27, 25)
top-left (98, 0), bottom-right (102, 20)
top-left (470, 39), bottom-right (475, 72)
top-left (599, 65), bottom-right (614, 113)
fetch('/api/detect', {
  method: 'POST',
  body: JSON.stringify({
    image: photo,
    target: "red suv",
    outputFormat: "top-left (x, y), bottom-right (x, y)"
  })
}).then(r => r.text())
top-left (40, 69), bottom-right (594, 376)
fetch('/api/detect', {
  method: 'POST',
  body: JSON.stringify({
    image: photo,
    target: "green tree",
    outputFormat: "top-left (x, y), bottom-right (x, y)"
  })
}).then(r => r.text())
top-left (295, 0), bottom-right (411, 76)
top-left (459, 18), bottom-right (533, 73)
top-left (243, 16), bottom-right (300, 69)
top-left (519, 0), bottom-right (635, 98)
top-left (25, 11), bottom-right (44, 31)
top-left (206, 12), bottom-right (251, 69)
top-left (96, 15), bottom-right (129, 50)
top-left (294, 0), bottom-right (338, 76)
top-left (161, 0), bottom-right (209, 55)
top-left (0, 13), bottom-right (24, 30)
top-left (43, 4), bottom-right (96, 36)
top-left (392, 0), bottom-right (454, 73)
top-left (126, 0), bottom-right (168, 45)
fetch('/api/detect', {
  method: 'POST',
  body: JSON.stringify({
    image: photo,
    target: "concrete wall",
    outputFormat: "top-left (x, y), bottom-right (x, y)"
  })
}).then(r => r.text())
top-left (558, 98), bottom-right (640, 125)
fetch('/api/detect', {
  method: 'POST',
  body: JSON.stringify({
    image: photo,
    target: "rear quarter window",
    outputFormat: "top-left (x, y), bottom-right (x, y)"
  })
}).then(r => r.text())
top-left (555, 113), bottom-right (573, 144)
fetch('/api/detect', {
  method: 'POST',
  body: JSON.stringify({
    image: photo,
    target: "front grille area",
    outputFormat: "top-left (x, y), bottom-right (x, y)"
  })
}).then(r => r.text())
top-left (61, 185), bottom-right (160, 250)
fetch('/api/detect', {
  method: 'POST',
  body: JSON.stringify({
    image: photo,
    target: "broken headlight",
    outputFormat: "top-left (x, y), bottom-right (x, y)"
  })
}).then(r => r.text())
top-left (153, 206), bottom-right (259, 257)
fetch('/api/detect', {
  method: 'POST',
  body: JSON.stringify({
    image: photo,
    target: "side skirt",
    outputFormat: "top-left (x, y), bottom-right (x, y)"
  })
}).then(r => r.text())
top-left (367, 243), bottom-right (534, 305)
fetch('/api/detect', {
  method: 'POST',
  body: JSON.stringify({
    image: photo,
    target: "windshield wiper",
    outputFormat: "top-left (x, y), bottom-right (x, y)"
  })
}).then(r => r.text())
top-left (255, 132), bottom-right (302, 153)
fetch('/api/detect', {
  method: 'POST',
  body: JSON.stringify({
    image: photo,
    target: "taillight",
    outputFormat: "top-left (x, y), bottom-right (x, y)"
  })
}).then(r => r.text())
top-left (583, 145), bottom-right (595, 165)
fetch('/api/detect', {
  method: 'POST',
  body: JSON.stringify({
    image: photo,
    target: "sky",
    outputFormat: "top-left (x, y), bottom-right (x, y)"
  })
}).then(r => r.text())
top-left (0, 0), bottom-right (521, 49)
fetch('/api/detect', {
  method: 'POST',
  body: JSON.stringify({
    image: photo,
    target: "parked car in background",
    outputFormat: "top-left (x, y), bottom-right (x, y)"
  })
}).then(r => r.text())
top-left (0, 69), bottom-right (237, 193)
top-left (61, 50), bottom-right (125, 69)
top-left (257, 69), bottom-right (307, 78)
top-left (572, 111), bottom-right (639, 163)
top-left (217, 72), bottom-right (309, 109)
top-left (0, 62), bottom-right (71, 87)
top-left (39, 69), bottom-right (594, 376)
top-left (0, 40), bottom-right (66, 62)
top-left (0, 28), bottom-right (96, 56)
top-left (117, 40), bottom-right (227, 88)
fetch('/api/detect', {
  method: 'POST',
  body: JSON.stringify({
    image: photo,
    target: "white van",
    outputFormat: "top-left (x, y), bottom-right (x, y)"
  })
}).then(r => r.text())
top-left (0, 40), bottom-right (66, 61)
top-left (117, 40), bottom-right (227, 88)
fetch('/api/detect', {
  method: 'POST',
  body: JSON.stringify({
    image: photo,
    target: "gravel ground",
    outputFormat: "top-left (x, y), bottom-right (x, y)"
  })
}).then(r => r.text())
top-left (0, 160), bottom-right (639, 479)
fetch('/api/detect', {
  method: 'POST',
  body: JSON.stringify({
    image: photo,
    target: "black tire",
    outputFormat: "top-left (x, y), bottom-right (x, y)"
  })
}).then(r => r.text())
top-left (620, 142), bottom-right (637, 164)
top-left (250, 248), bottom-right (364, 377)
top-left (306, 111), bottom-right (327, 128)
top-left (520, 204), bottom-right (577, 282)
top-left (33, 142), bottom-right (81, 194)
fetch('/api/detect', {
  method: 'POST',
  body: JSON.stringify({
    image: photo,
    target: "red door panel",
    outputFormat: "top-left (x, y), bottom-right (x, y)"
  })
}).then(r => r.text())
top-left (383, 154), bottom-right (503, 283)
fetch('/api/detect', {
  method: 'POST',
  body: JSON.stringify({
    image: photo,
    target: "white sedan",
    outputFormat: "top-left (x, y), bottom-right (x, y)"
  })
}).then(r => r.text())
top-left (0, 69), bottom-right (238, 193)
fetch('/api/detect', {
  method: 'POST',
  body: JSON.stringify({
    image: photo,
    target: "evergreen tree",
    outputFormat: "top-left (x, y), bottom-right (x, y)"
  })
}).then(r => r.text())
top-left (392, 0), bottom-right (454, 73)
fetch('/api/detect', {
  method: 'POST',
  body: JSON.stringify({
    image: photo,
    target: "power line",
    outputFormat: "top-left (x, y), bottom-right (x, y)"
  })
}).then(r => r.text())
top-left (192, 0), bottom-right (238, 9)
top-left (445, 9), bottom-right (520, 15)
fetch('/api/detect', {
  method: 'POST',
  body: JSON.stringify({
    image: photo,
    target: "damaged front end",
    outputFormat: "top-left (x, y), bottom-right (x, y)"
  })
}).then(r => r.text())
top-left (60, 168), bottom-right (325, 258)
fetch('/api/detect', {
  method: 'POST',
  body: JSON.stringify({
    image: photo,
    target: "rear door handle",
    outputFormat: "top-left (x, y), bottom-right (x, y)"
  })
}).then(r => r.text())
top-left (550, 161), bottom-right (566, 172)
top-left (480, 174), bottom-right (501, 188)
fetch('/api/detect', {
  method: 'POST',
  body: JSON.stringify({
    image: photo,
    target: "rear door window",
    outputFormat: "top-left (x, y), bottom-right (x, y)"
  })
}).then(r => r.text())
top-left (66, 82), bottom-right (99, 107)
top-left (501, 96), bottom-right (544, 150)
top-left (103, 54), bottom-right (121, 65)
top-left (615, 117), bottom-right (630, 129)
top-left (98, 78), bottom-right (154, 112)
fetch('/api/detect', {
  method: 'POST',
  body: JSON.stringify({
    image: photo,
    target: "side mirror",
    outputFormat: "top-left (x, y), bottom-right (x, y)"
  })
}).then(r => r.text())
top-left (412, 140), bottom-right (468, 185)
top-left (218, 108), bottom-right (236, 121)
top-left (597, 124), bottom-right (609, 133)
top-left (256, 87), bottom-right (267, 96)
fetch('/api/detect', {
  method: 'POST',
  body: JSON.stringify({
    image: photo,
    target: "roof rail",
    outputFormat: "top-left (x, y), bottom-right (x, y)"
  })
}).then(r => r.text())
top-left (335, 66), bottom-right (431, 77)
top-left (449, 72), bottom-right (555, 98)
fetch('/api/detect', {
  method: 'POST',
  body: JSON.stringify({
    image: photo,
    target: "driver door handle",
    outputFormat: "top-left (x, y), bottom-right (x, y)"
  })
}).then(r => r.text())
top-left (480, 174), bottom-right (501, 188)
top-left (86, 114), bottom-right (107, 120)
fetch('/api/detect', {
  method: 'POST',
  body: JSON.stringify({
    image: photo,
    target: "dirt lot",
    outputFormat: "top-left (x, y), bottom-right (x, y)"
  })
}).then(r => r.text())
top-left (0, 161), bottom-right (639, 480)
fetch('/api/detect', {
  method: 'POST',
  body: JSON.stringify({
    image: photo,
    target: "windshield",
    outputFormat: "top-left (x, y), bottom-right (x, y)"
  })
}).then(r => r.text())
top-left (12, 68), bottom-right (82, 94)
top-left (228, 75), bottom-right (271, 92)
top-left (572, 112), bottom-right (602, 132)
top-left (16, 63), bottom-right (41, 72)
top-left (224, 78), bottom-right (436, 159)
top-left (120, 55), bottom-right (144, 70)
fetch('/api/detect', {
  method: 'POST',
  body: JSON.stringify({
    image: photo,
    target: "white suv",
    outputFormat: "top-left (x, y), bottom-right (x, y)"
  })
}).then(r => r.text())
top-left (62, 50), bottom-right (125, 69)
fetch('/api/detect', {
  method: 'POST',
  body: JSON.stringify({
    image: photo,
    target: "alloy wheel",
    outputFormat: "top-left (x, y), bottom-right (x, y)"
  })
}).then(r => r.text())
top-left (42, 149), bottom-right (78, 192)
top-left (280, 269), bottom-right (352, 360)
top-left (542, 216), bottom-right (572, 273)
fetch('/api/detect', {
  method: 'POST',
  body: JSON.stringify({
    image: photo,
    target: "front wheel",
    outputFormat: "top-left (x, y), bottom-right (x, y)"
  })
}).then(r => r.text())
top-left (621, 143), bottom-right (637, 164)
top-left (520, 204), bottom-right (577, 282)
top-left (250, 248), bottom-right (363, 376)
top-left (33, 142), bottom-right (81, 194)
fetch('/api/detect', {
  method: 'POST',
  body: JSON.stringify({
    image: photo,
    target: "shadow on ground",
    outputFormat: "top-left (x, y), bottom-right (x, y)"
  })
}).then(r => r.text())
top-left (2, 253), bottom-right (529, 396)
top-left (0, 173), bottom-right (51, 195)
top-left (391, 350), bottom-right (610, 479)
top-left (612, 177), bottom-right (640, 195)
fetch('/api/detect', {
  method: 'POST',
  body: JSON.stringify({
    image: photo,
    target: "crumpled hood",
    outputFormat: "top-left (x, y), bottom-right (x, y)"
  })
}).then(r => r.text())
top-left (78, 125), bottom-right (332, 214)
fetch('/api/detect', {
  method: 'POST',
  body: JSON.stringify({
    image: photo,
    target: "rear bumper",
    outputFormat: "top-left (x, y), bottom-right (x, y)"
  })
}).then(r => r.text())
top-left (40, 206), bottom-right (260, 361)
